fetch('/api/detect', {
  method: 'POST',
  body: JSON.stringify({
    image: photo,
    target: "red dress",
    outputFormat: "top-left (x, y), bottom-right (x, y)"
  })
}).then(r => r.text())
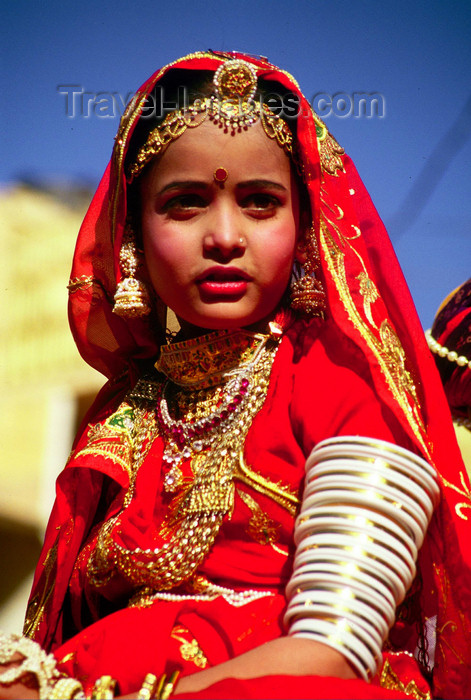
top-left (24, 321), bottom-right (465, 698)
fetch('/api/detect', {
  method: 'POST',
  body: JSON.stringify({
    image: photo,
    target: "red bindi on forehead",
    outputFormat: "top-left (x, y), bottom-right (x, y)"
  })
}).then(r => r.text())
top-left (213, 167), bottom-right (229, 184)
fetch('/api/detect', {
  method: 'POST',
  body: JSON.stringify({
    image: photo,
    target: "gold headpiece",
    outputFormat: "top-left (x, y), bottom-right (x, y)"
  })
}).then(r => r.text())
top-left (128, 59), bottom-right (293, 180)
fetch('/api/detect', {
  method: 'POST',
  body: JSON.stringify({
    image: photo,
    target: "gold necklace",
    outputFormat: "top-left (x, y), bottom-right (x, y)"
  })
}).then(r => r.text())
top-left (157, 335), bottom-right (272, 492)
top-left (89, 330), bottom-right (281, 592)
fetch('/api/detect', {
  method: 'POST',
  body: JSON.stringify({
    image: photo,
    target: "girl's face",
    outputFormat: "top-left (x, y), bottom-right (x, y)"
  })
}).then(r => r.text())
top-left (140, 118), bottom-right (301, 335)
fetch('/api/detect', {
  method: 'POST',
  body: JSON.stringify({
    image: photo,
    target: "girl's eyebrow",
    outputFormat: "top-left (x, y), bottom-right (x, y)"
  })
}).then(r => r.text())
top-left (236, 179), bottom-right (287, 192)
top-left (157, 178), bottom-right (288, 196)
top-left (158, 180), bottom-right (209, 195)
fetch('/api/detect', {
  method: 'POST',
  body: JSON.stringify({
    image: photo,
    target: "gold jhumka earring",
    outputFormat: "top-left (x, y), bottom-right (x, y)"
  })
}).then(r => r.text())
top-left (113, 223), bottom-right (152, 317)
top-left (290, 225), bottom-right (326, 317)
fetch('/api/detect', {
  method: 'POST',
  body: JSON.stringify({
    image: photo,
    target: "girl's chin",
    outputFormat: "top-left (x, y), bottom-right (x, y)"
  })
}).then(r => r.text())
top-left (175, 310), bottom-right (279, 339)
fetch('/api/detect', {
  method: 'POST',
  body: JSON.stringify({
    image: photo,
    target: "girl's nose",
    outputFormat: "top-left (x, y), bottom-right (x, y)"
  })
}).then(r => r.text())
top-left (203, 206), bottom-right (246, 261)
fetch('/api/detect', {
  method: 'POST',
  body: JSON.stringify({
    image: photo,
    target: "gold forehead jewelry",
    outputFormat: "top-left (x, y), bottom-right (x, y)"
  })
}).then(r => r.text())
top-left (128, 59), bottom-right (293, 180)
top-left (213, 166), bottom-right (228, 184)
top-left (214, 58), bottom-right (257, 101)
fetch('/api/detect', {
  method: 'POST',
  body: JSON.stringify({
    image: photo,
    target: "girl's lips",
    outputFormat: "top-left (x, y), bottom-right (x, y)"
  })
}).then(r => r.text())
top-left (198, 279), bottom-right (248, 297)
top-left (196, 267), bottom-right (251, 298)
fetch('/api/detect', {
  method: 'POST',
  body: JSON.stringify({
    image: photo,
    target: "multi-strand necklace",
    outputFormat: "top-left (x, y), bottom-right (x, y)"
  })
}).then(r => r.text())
top-left (154, 328), bottom-right (281, 497)
top-left (90, 327), bottom-right (282, 592)
top-left (159, 367), bottom-right (255, 492)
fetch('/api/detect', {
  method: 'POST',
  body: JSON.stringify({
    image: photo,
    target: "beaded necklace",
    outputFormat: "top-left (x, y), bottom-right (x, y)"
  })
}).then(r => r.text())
top-left (89, 328), bottom-right (281, 592)
top-left (157, 334), bottom-right (273, 492)
top-left (425, 328), bottom-right (471, 370)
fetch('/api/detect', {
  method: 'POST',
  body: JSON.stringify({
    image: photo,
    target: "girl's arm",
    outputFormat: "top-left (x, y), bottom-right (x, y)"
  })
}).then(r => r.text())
top-left (0, 638), bottom-right (354, 700)
top-left (174, 637), bottom-right (356, 695)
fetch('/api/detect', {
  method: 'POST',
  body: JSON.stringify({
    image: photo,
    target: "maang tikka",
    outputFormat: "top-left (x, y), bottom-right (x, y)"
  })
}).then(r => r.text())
top-left (113, 223), bottom-right (152, 317)
top-left (290, 225), bottom-right (326, 316)
top-left (127, 59), bottom-right (294, 181)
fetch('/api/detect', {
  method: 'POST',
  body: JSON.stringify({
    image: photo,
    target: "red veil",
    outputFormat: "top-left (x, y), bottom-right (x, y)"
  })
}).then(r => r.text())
top-left (25, 52), bottom-right (471, 698)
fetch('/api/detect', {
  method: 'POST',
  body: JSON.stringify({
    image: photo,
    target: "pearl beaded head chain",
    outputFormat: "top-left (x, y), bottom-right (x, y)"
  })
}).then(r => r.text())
top-left (425, 329), bottom-right (471, 371)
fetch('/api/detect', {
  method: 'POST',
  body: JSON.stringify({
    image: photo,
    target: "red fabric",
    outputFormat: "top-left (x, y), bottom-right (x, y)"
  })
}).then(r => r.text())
top-left (68, 323), bottom-right (414, 605)
top-left (175, 652), bottom-right (429, 700)
top-left (25, 52), bottom-right (471, 699)
top-left (40, 326), bottom-right (430, 697)
top-left (176, 677), bottom-right (416, 700)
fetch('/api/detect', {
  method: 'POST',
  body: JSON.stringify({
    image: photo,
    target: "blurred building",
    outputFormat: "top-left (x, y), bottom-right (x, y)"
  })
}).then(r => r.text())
top-left (0, 182), bottom-right (103, 633)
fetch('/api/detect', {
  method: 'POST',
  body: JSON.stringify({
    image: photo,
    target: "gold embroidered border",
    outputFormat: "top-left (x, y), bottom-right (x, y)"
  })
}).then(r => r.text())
top-left (234, 453), bottom-right (299, 516)
top-left (380, 659), bottom-right (431, 699)
top-left (23, 539), bottom-right (58, 638)
top-left (441, 471), bottom-right (471, 520)
top-left (312, 111), bottom-right (345, 176)
top-left (319, 216), bottom-right (430, 460)
top-left (72, 445), bottom-right (133, 478)
top-left (73, 418), bottom-right (133, 477)
top-left (72, 407), bottom-right (138, 479)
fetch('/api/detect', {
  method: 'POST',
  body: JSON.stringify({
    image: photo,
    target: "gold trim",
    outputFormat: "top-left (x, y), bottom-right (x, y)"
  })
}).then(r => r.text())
top-left (67, 275), bottom-right (95, 292)
top-left (357, 271), bottom-right (379, 327)
top-left (441, 471), bottom-right (471, 520)
top-left (73, 445), bottom-right (133, 477)
top-left (237, 488), bottom-right (281, 547)
top-left (319, 214), bottom-right (430, 459)
top-left (234, 452), bottom-right (299, 515)
top-left (72, 404), bottom-right (138, 479)
top-left (312, 111), bottom-right (345, 175)
top-left (23, 539), bottom-right (58, 638)
top-left (380, 659), bottom-right (431, 699)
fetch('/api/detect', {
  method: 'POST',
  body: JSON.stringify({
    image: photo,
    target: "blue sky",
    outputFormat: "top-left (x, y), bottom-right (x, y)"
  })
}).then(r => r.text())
top-left (2, 0), bottom-right (470, 326)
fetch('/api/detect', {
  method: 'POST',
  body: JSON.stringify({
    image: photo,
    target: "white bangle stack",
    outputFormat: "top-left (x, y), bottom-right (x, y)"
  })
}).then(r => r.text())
top-left (284, 436), bottom-right (439, 681)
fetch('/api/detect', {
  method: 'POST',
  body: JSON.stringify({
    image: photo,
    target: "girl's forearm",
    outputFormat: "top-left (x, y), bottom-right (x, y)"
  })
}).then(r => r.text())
top-left (175, 636), bottom-right (356, 695)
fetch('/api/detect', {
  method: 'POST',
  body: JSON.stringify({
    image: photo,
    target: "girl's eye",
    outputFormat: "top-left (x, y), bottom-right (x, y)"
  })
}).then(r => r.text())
top-left (242, 193), bottom-right (281, 217)
top-left (162, 193), bottom-right (207, 218)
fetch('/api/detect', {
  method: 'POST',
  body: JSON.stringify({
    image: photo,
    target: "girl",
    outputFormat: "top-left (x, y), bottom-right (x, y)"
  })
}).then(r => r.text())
top-left (1, 51), bottom-right (470, 699)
